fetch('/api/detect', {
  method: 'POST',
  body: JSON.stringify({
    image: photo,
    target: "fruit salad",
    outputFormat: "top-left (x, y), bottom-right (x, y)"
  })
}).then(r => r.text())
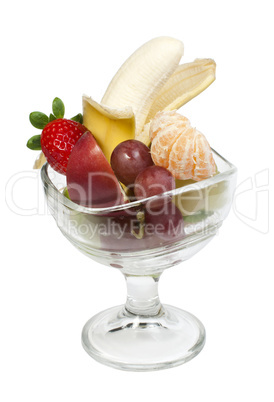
top-left (27, 37), bottom-right (219, 250)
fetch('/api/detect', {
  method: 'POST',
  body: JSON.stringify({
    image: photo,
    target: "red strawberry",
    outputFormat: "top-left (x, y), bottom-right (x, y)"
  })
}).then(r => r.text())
top-left (41, 119), bottom-right (88, 174)
top-left (27, 97), bottom-right (89, 174)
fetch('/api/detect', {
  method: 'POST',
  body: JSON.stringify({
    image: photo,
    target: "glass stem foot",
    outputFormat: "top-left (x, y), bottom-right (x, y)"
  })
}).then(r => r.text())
top-left (82, 274), bottom-right (205, 371)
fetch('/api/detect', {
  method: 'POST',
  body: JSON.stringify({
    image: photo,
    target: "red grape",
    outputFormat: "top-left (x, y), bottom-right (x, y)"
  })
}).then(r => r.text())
top-left (134, 165), bottom-right (175, 207)
top-left (110, 140), bottom-right (154, 186)
top-left (145, 202), bottom-right (185, 241)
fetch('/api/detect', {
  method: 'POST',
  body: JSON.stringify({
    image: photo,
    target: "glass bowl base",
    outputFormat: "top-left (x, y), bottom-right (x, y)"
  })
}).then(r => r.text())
top-left (82, 304), bottom-right (206, 371)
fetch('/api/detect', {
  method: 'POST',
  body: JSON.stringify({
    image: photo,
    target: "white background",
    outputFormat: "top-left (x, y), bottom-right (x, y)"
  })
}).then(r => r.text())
top-left (1, 0), bottom-right (273, 401)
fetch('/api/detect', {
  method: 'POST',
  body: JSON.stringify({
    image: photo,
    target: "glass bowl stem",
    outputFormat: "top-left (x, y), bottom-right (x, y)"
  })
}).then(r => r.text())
top-left (124, 274), bottom-right (162, 316)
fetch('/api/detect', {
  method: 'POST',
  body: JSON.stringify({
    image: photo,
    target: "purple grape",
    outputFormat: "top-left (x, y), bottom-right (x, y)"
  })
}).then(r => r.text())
top-left (110, 139), bottom-right (154, 186)
top-left (145, 202), bottom-right (185, 241)
top-left (134, 165), bottom-right (175, 206)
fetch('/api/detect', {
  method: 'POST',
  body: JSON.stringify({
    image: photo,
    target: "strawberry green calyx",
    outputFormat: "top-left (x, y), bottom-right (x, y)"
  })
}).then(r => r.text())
top-left (71, 113), bottom-right (83, 124)
top-left (29, 112), bottom-right (49, 129)
top-left (52, 97), bottom-right (65, 119)
top-left (29, 97), bottom-right (64, 131)
top-left (49, 113), bottom-right (56, 122)
top-left (27, 134), bottom-right (42, 150)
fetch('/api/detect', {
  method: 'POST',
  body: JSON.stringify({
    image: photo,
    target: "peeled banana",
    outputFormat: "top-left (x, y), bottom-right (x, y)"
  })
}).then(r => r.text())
top-left (101, 36), bottom-right (184, 138)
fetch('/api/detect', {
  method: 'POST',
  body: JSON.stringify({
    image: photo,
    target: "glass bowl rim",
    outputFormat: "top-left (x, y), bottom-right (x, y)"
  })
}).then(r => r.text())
top-left (40, 148), bottom-right (237, 215)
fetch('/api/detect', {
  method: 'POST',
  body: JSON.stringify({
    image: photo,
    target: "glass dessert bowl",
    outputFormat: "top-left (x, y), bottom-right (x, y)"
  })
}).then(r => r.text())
top-left (41, 149), bottom-right (237, 371)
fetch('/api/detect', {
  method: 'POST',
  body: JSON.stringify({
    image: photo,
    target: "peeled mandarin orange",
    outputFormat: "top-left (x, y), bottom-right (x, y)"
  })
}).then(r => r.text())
top-left (150, 111), bottom-right (216, 181)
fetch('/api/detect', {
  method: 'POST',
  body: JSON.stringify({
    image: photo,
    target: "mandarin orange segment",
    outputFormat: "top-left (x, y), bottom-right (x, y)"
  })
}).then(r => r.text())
top-left (168, 127), bottom-right (196, 179)
top-left (193, 131), bottom-right (216, 180)
top-left (150, 110), bottom-right (190, 169)
top-left (151, 125), bottom-right (187, 168)
top-left (149, 111), bottom-right (216, 181)
top-left (149, 110), bottom-right (189, 142)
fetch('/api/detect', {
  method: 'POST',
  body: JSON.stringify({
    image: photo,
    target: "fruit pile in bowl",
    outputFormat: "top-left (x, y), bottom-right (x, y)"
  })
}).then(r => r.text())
top-left (27, 37), bottom-right (236, 272)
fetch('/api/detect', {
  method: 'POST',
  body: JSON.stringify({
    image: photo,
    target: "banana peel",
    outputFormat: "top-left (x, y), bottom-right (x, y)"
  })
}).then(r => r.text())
top-left (136, 58), bottom-right (216, 145)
